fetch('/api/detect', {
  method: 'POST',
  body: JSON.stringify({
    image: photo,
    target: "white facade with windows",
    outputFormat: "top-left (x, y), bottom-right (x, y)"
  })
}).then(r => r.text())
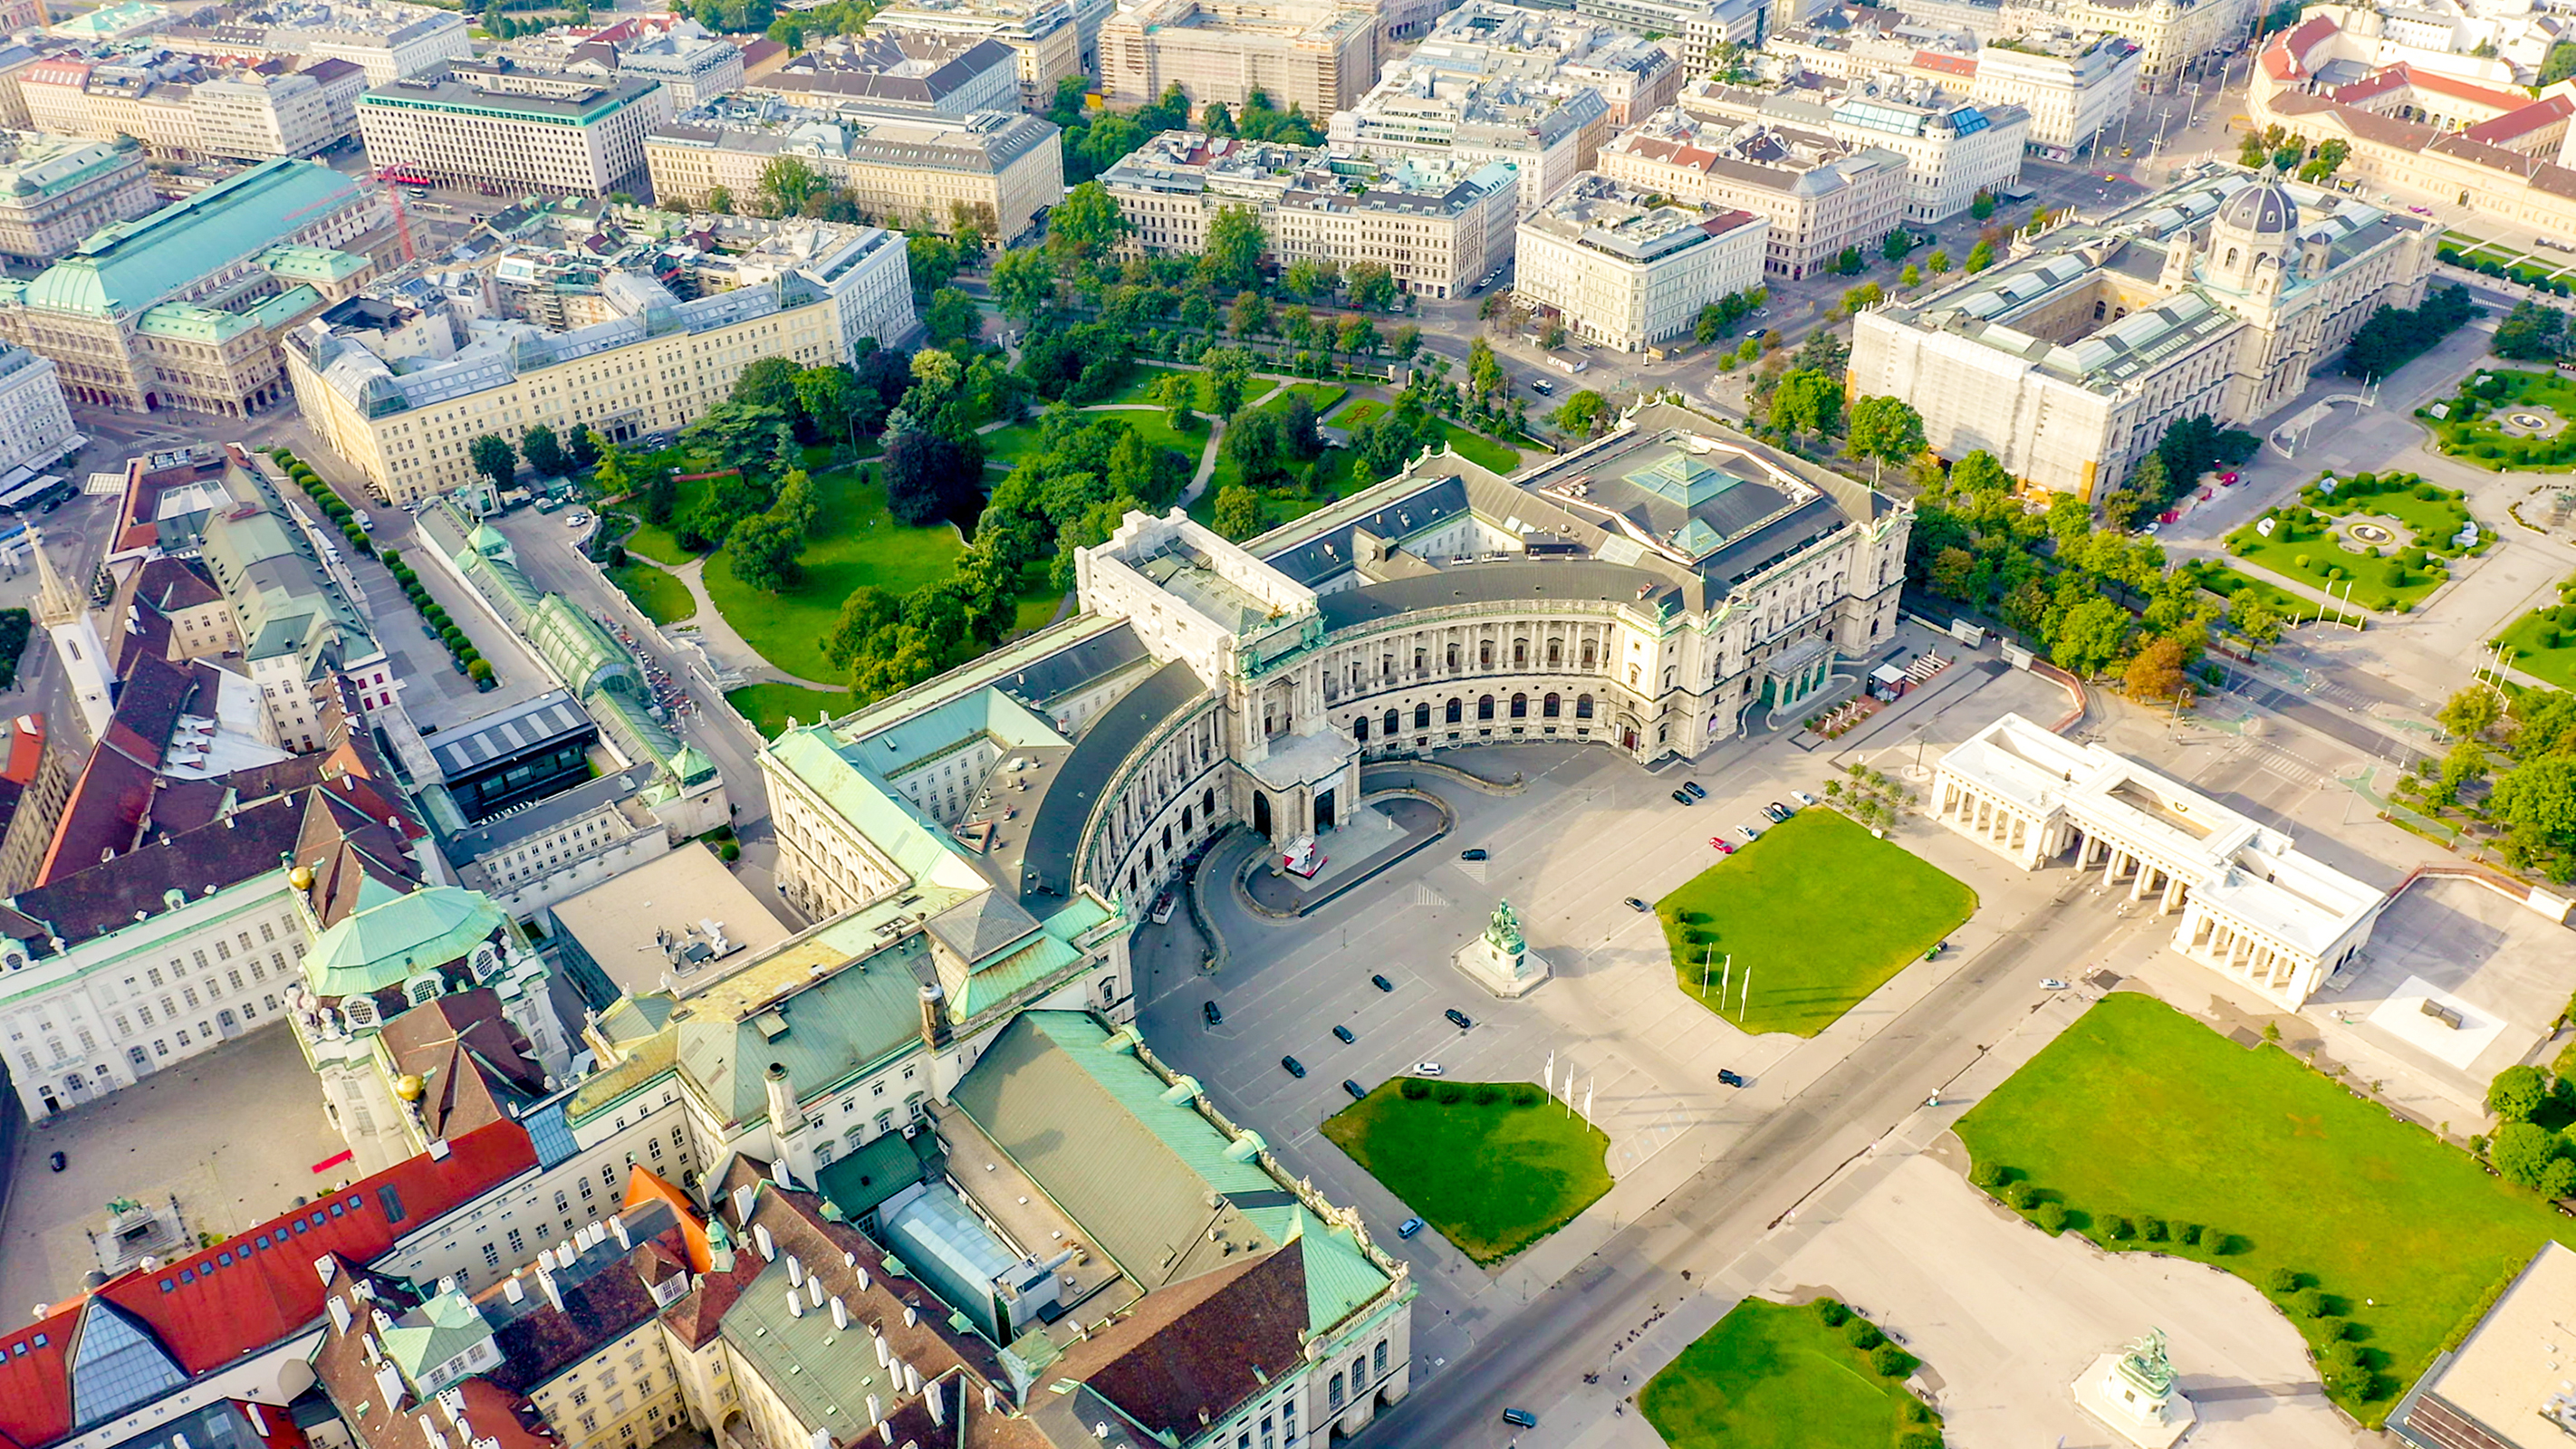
top-left (0, 343), bottom-right (74, 475)
top-left (1970, 31), bottom-right (2139, 151)
top-left (356, 68), bottom-right (674, 197)
top-left (1514, 172), bottom-right (1769, 351)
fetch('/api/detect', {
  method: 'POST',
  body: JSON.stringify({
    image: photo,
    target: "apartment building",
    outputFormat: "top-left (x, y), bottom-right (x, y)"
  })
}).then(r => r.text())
top-left (1101, 132), bottom-right (1518, 297)
top-left (153, 0), bottom-right (476, 84)
top-left (647, 100), bottom-right (1063, 243)
top-left (1100, 0), bottom-right (1380, 119)
top-left (1596, 108), bottom-right (1908, 278)
top-left (494, 18), bottom-right (750, 110)
top-left (2046, 0), bottom-right (2251, 84)
top-left (1331, 59), bottom-right (1611, 215)
top-left (1973, 30), bottom-right (2141, 152)
top-left (0, 132), bottom-right (158, 264)
top-left (1572, 0), bottom-right (1770, 70)
top-left (1515, 173), bottom-right (1767, 351)
top-left (1677, 74), bottom-right (2027, 224)
top-left (23, 53), bottom-right (364, 162)
top-left (286, 219), bottom-right (915, 503)
top-left (0, 348), bottom-right (75, 479)
top-left (359, 64), bottom-right (674, 197)
top-left (1416, 2), bottom-right (1683, 127)
top-left (0, 157), bottom-right (392, 418)
top-left (748, 29), bottom-right (1023, 117)
top-left (870, 0), bottom-right (1099, 109)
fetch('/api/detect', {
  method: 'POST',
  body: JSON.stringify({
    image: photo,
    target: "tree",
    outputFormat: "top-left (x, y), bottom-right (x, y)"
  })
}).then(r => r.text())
top-left (1336, 314), bottom-right (1379, 359)
top-left (1223, 408), bottom-right (1293, 492)
top-left (1970, 189), bottom-right (1995, 221)
top-left (520, 424), bottom-right (566, 478)
top-left (727, 513), bottom-right (805, 592)
top-left (1202, 206), bottom-right (1265, 293)
top-left (2491, 1063), bottom-right (2550, 1123)
top-left (1767, 369), bottom-right (1843, 444)
top-left (2229, 591), bottom-right (2284, 652)
top-left (793, 365), bottom-right (856, 447)
top-left (1047, 180), bottom-right (1129, 267)
top-left (1540, 320), bottom-right (1569, 350)
top-left (682, 402), bottom-right (792, 475)
top-left (2491, 1120), bottom-right (2562, 1188)
top-left (705, 184), bottom-right (734, 215)
top-left (1949, 449), bottom-right (2012, 495)
top-left (1347, 261), bottom-right (1399, 311)
top-left (1229, 289), bottom-right (1272, 340)
top-left (1201, 101), bottom-right (1234, 135)
top-left (2052, 596), bottom-right (2131, 677)
top-left (756, 155), bottom-right (825, 216)
top-left (2493, 300), bottom-right (2570, 362)
top-left (882, 428), bottom-right (983, 526)
top-left (2487, 754), bottom-right (2576, 856)
top-left (2345, 283), bottom-right (2477, 380)
top-left (1927, 249), bottom-right (1952, 275)
top-left (1213, 484), bottom-right (1261, 539)
top-left (1880, 228), bottom-right (1912, 262)
top-left (2124, 636), bottom-right (2194, 707)
top-left (774, 468), bottom-right (819, 536)
top-left (2546, 38), bottom-right (2576, 85)
top-left (1466, 337), bottom-right (1504, 398)
top-left (1834, 246), bottom-right (1865, 275)
top-left (1388, 322), bottom-right (1421, 360)
top-left (1900, 263), bottom-right (1921, 289)
top-left (1966, 240), bottom-right (1996, 273)
top-left (1552, 389), bottom-right (1610, 438)
top-left (990, 246), bottom-right (1055, 323)
top-left (1841, 281), bottom-right (1883, 314)
top-left (1846, 396), bottom-right (1925, 484)
top-left (2441, 684), bottom-right (2506, 741)
top-left (924, 286), bottom-right (981, 347)
top-left (468, 434), bottom-right (517, 492)
top-left (1202, 347), bottom-right (1254, 417)
top-left (732, 355), bottom-right (803, 417)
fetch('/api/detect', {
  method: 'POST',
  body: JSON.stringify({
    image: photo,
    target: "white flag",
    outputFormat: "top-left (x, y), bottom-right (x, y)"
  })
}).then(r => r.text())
top-left (1582, 1078), bottom-right (1593, 1122)
top-left (1543, 1050), bottom-right (1554, 1098)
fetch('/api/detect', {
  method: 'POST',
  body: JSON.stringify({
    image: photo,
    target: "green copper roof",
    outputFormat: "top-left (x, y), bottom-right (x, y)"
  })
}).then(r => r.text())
top-left (303, 886), bottom-right (509, 998)
top-left (258, 245), bottom-right (370, 283)
top-left (23, 159), bottom-right (365, 320)
top-left (133, 302), bottom-right (261, 343)
top-left (380, 1291), bottom-right (491, 1392)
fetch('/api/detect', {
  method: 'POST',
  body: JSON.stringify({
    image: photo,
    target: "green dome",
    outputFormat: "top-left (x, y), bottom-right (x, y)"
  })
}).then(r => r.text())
top-left (303, 886), bottom-right (509, 999)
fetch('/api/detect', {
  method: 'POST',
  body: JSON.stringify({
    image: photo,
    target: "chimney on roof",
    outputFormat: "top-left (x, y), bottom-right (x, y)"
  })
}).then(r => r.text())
top-left (502, 1276), bottom-right (524, 1304)
top-left (610, 1215), bottom-right (630, 1251)
top-left (865, 1396), bottom-right (881, 1429)
top-left (754, 1223), bottom-right (774, 1261)
top-left (903, 1305), bottom-right (917, 1329)
top-left (903, 1363), bottom-right (921, 1396)
top-left (536, 1265), bottom-right (562, 1313)
top-left (830, 1296), bottom-right (847, 1330)
top-left (787, 1255), bottom-right (803, 1288)
top-left (925, 1381), bottom-right (944, 1427)
top-left (785, 1287), bottom-right (803, 1319)
top-left (854, 1264), bottom-right (870, 1292)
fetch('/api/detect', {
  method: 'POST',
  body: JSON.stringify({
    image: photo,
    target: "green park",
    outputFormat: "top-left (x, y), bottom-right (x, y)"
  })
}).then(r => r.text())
top-left (1956, 992), bottom-right (2576, 1423)
top-left (1656, 809), bottom-right (1975, 1037)
top-left (2223, 469), bottom-right (2479, 614)
top-left (2495, 572), bottom-right (2576, 690)
top-left (1320, 1079), bottom-right (1610, 1265)
top-left (2425, 367), bottom-right (2576, 472)
top-left (1640, 1298), bottom-right (1944, 1449)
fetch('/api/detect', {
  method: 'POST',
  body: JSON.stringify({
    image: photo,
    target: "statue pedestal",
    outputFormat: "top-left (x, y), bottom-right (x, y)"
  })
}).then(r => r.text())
top-left (2072, 1351), bottom-right (2196, 1449)
top-left (1454, 935), bottom-right (1549, 999)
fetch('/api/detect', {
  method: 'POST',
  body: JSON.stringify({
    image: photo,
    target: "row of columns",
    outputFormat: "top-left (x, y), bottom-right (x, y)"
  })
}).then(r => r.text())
top-left (2181, 906), bottom-right (2312, 1000)
top-left (2074, 832), bottom-right (2188, 916)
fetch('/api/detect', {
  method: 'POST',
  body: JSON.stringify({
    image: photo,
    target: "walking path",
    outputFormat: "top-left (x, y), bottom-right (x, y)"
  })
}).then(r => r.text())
top-left (630, 552), bottom-right (845, 690)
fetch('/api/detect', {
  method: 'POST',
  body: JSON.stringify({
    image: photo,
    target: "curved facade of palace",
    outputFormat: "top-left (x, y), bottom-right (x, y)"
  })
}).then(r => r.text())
top-left (763, 398), bottom-right (1909, 955)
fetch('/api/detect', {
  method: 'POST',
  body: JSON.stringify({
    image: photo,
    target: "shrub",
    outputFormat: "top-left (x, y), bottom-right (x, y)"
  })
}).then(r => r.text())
top-left (2101, 1214), bottom-right (2134, 1241)
top-left (1898, 1431), bottom-right (1944, 1449)
top-left (2293, 1287), bottom-right (2329, 1319)
top-left (2177, 1222), bottom-right (2202, 1245)
top-left (1870, 1342), bottom-right (1918, 1377)
top-left (1970, 1161), bottom-right (2007, 1191)
top-left (2293, 553), bottom-right (2312, 570)
top-left (2004, 1181), bottom-right (2037, 1209)
top-left (1845, 1318), bottom-right (1885, 1350)
top-left (1435, 1082), bottom-right (1466, 1104)
top-left (1399, 1079), bottom-right (1431, 1099)
top-left (2321, 1340), bottom-right (2364, 1377)
top-left (2036, 1202), bottom-right (2068, 1232)
top-left (1471, 1084), bottom-right (1501, 1106)
top-left (1510, 1086), bottom-right (1542, 1107)
top-left (2264, 1267), bottom-right (2299, 1294)
top-left (466, 658), bottom-right (494, 685)
top-left (1813, 1298), bottom-right (1850, 1327)
top-left (2140, 1216), bottom-right (2167, 1242)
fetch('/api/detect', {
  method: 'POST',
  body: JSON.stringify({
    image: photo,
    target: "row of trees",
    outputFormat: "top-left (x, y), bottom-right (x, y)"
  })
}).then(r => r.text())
top-left (2493, 298), bottom-right (2575, 363)
top-left (2411, 680), bottom-right (2576, 881)
top-left (2345, 283), bottom-right (2478, 380)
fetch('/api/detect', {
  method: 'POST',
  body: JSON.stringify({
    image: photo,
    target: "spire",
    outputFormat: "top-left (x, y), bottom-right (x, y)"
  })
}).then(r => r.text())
top-left (31, 530), bottom-right (76, 628)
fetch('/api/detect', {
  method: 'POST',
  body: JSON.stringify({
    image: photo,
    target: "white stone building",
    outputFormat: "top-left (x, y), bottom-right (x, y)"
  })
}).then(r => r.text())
top-left (1331, 52), bottom-right (1612, 216)
top-left (1849, 168), bottom-right (2439, 497)
top-left (1100, 0), bottom-right (1382, 119)
top-left (1971, 30), bottom-right (2142, 153)
top-left (1413, 2), bottom-right (1686, 128)
top-left (870, 0), bottom-right (1102, 109)
top-left (1098, 132), bottom-right (1519, 298)
top-left (1515, 173), bottom-right (1769, 351)
top-left (646, 100), bottom-right (1063, 244)
top-left (357, 66), bottom-right (674, 197)
top-left (1936, 712), bottom-right (2384, 1008)
top-left (1596, 107), bottom-right (1909, 278)
top-left (155, 0), bottom-right (476, 84)
top-left (1678, 74), bottom-right (2029, 226)
top-left (0, 345), bottom-right (75, 475)
top-left (1572, 0), bottom-right (1771, 72)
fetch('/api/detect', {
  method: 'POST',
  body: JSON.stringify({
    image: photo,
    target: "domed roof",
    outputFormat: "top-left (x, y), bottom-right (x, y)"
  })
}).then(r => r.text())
top-left (2217, 181), bottom-right (2297, 235)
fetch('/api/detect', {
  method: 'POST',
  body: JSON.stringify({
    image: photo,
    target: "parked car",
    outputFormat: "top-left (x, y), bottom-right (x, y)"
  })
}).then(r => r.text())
top-left (1530, 378), bottom-right (1555, 395)
top-left (1398, 1216), bottom-right (1426, 1238)
top-left (1682, 781), bottom-right (1706, 799)
top-left (1791, 789), bottom-right (1818, 807)
top-left (1203, 1001), bottom-right (1223, 1026)
top-left (2218, 472), bottom-right (2241, 485)
top-left (567, 510), bottom-right (591, 525)
top-left (1762, 801), bottom-right (1788, 822)
top-left (1445, 1008), bottom-right (1473, 1029)
top-left (1282, 1055), bottom-right (1306, 1078)
top-left (1716, 1069), bottom-right (1745, 1088)
top-left (1623, 897), bottom-right (1650, 911)
top-left (1503, 1409), bottom-right (1538, 1429)
top-left (1739, 823), bottom-right (1763, 842)
top-left (2041, 978), bottom-right (2069, 990)
top-left (1459, 848), bottom-right (1489, 860)
top-left (1412, 1061), bottom-right (1444, 1076)
top-left (1670, 789), bottom-right (1696, 805)
top-left (1745, 327), bottom-right (1770, 341)
top-left (1708, 838), bottom-right (1734, 854)
top-left (1371, 973), bottom-right (1395, 992)
top-left (1332, 1024), bottom-right (1356, 1043)
top-left (1342, 1079), bottom-right (1368, 1101)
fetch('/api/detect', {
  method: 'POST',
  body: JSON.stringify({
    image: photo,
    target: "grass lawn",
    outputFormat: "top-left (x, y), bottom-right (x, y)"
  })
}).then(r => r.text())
top-left (1657, 810), bottom-right (1974, 1038)
top-left (983, 408), bottom-right (1208, 473)
top-left (2223, 516), bottom-right (2446, 614)
top-left (2296, 473), bottom-right (2480, 554)
top-left (1640, 1299), bottom-right (1939, 1449)
top-left (704, 464), bottom-right (962, 682)
top-left (2179, 561), bottom-right (2367, 630)
top-left (1319, 1081), bottom-right (1610, 1265)
top-left (620, 475), bottom-right (711, 565)
top-left (2427, 368), bottom-right (2576, 472)
top-left (2496, 591), bottom-right (2576, 690)
top-left (726, 682), bottom-right (860, 737)
top-left (1956, 993), bottom-right (2576, 1424)
top-left (610, 563), bottom-right (695, 624)
top-left (1264, 380), bottom-right (1348, 414)
top-left (1334, 398), bottom-right (1521, 474)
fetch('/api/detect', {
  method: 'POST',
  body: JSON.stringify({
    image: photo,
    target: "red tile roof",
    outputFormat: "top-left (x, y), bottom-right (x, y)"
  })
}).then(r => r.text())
top-left (1914, 50), bottom-right (1975, 77)
top-left (2461, 93), bottom-right (2573, 145)
top-left (1, 715), bottom-right (43, 786)
top-left (2408, 68), bottom-right (2531, 111)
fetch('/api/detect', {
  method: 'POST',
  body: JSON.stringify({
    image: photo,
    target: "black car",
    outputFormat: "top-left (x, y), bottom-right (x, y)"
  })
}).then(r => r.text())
top-left (1203, 1001), bottom-right (1223, 1026)
top-left (1459, 848), bottom-right (1489, 860)
top-left (1670, 789), bottom-right (1695, 805)
top-left (1530, 378), bottom-right (1555, 395)
top-left (1682, 781), bottom-right (1707, 800)
top-left (1445, 1008), bottom-right (1473, 1029)
top-left (1332, 1024), bottom-right (1356, 1043)
top-left (1764, 801), bottom-right (1791, 823)
top-left (1342, 1078), bottom-right (1368, 1101)
top-left (1282, 1055), bottom-right (1307, 1079)
top-left (1717, 1069), bottom-right (1745, 1088)
top-left (1624, 897), bottom-right (1650, 911)
top-left (1372, 974), bottom-right (1395, 992)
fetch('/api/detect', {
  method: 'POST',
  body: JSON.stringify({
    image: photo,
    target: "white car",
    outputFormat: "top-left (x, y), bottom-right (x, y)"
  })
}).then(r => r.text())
top-left (1791, 789), bottom-right (1818, 807)
top-left (1410, 1062), bottom-right (1444, 1077)
top-left (567, 511), bottom-right (591, 526)
top-left (2040, 978), bottom-right (2069, 990)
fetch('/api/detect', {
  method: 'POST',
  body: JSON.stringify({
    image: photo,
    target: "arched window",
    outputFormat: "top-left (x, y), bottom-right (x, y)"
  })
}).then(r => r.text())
top-left (1445, 698), bottom-right (1462, 724)
top-left (1476, 695), bottom-right (1495, 721)
top-left (1445, 643), bottom-right (1459, 670)
top-left (1547, 639), bottom-right (1562, 667)
top-left (1385, 708), bottom-right (1400, 736)
top-left (1353, 715), bottom-right (1370, 742)
top-left (1414, 703), bottom-right (1430, 729)
top-left (1381, 655), bottom-right (1395, 682)
top-left (1478, 641), bottom-right (1495, 669)
top-left (1581, 639), bottom-right (1598, 668)
top-left (2225, 246), bottom-right (2239, 268)
top-left (1509, 693), bottom-right (1527, 718)
top-left (1629, 665), bottom-right (1641, 686)
top-left (1576, 694), bottom-right (1595, 719)
top-left (1512, 639), bottom-right (1527, 667)
top-left (1543, 692), bottom-right (1561, 718)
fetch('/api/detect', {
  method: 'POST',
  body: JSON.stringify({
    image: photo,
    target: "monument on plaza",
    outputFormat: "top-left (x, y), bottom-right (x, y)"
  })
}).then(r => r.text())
top-left (2073, 1328), bottom-right (2196, 1449)
top-left (1454, 898), bottom-right (1550, 998)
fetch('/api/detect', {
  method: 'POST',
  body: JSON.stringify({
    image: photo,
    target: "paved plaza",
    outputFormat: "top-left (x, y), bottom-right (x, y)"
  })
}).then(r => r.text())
top-left (0, 1023), bottom-right (347, 1320)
